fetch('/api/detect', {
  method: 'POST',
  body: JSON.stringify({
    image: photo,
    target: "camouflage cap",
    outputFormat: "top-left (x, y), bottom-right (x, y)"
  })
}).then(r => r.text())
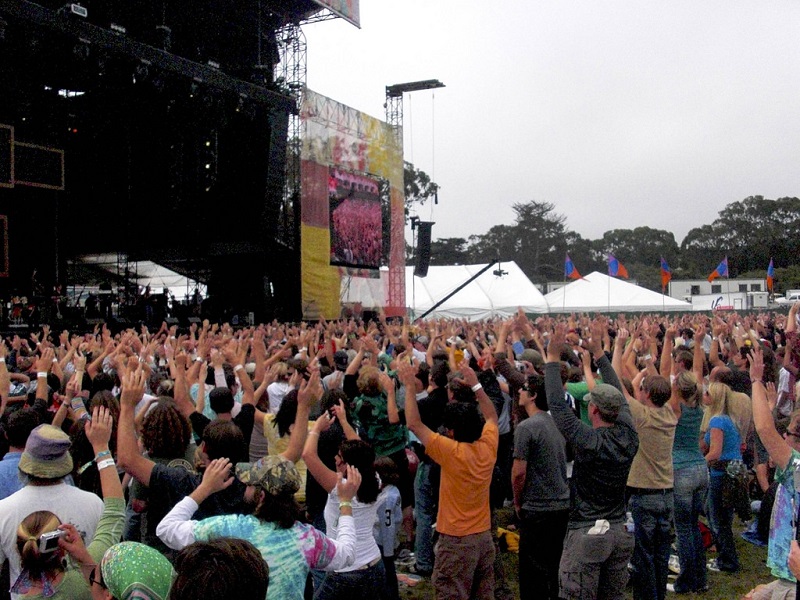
top-left (235, 455), bottom-right (302, 496)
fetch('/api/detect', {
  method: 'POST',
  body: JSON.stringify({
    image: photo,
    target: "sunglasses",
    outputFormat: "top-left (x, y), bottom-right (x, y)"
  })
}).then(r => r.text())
top-left (89, 566), bottom-right (106, 589)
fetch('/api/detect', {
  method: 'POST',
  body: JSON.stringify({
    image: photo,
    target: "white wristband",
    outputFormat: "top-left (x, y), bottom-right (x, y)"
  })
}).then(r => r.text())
top-left (234, 364), bottom-right (244, 372)
top-left (97, 459), bottom-right (116, 471)
top-left (37, 371), bottom-right (48, 379)
top-left (471, 383), bottom-right (483, 392)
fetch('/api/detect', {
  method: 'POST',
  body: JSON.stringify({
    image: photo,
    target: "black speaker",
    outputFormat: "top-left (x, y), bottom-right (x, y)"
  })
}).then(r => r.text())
top-left (414, 221), bottom-right (434, 278)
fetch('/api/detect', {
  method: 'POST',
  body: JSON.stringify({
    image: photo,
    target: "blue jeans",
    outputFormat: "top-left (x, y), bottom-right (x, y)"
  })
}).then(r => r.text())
top-left (707, 472), bottom-right (739, 571)
top-left (414, 461), bottom-right (438, 573)
top-left (629, 490), bottom-right (674, 600)
top-left (673, 464), bottom-right (708, 593)
top-left (313, 560), bottom-right (387, 600)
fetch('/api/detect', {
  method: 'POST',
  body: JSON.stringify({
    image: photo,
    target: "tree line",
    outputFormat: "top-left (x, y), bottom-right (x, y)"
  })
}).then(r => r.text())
top-left (404, 167), bottom-right (800, 295)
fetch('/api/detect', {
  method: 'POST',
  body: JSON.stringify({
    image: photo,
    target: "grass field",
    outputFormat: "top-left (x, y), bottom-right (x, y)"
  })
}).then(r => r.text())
top-left (398, 510), bottom-right (774, 599)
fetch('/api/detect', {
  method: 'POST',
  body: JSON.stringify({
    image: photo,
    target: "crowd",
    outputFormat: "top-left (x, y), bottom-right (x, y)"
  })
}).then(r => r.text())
top-left (0, 308), bottom-right (799, 599)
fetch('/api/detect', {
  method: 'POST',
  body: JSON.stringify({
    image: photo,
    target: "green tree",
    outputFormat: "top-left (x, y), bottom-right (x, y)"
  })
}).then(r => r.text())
top-left (429, 237), bottom-right (470, 265)
top-left (404, 161), bottom-right (438, 220)
top-left (598, 227), bottom-right (679, 269)
top-left (681, 196), bottom-right (800, 277)
top-left (468, 201), bottom-right (569, 284)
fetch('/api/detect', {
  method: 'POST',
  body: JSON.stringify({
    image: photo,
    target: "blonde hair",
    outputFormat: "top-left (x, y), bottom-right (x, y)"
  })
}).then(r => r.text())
top-left (701, 382), bottom-right (752, 442)
top-left (675, 372), bottom-right (700, 407)
top-left (271, 362), bottom-right (289, 381)
top-left (356, 366), bottom-right (382, 397)
top-left (706, 382), bottom-right (731, 418)
top-left (16, 511), bottom-right (62, 578)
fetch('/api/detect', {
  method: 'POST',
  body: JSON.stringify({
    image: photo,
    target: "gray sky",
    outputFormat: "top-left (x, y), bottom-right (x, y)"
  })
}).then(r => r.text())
top-left (303, 0), bottom-right (800, 247)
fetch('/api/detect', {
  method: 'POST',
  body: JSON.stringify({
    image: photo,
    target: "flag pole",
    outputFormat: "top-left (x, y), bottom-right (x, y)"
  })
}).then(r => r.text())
top-left (726, 257), bottom-right (731, 308)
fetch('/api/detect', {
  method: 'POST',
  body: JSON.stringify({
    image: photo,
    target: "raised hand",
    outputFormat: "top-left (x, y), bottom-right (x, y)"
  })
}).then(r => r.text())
top-left (85, 406), bottom-right (113, 451)
top-left (199, 458), bottom-right (235, 494)
top-left (336, 465), bottom-right (362, 503)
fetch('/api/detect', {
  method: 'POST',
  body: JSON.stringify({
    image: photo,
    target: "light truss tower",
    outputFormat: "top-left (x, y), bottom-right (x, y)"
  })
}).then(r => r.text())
top-left (275, 23), bottom-right (306, 249)
top-left (384, 79), bottom-right (445, 314)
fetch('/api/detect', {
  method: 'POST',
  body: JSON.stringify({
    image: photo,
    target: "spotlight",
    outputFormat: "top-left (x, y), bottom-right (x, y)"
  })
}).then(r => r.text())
top-left (155, 25), bottom-right (172, 52)
top-left (133, 61), bottom-right (150, 84)
top-left (61, 3), bottom-right (88, 18)
top-left (73, 39), bottom-right (90, 60)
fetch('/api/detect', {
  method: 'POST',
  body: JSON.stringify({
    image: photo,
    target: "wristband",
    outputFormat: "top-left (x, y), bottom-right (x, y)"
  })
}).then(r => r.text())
top-left (96, 459), bottom-right (116, 471)
top-left (77, 459), bottom-right (95, 475)
top-left (471, 383), bottom-right (483, 392)
top-left (308, 431), bottom-right (319, 437)
top-left (52, 358), bottom-right (58, 363)
top-left (95, 450), bottom-right (112, 461)
top-left (37, 371), bottom-right (48, 379)
top-left (752, 379), bottom-right (764, 385)
top-left (338, 501), bottom-right (352, 509)
top-left (234, 364), bottom-right (244, 372)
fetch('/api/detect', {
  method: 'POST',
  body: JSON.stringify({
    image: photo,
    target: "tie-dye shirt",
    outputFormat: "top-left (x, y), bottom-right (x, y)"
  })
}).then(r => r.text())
top-left (193, 512), bottom-right (356, 600)
top-left (767, 449), bottom-right (800, 582)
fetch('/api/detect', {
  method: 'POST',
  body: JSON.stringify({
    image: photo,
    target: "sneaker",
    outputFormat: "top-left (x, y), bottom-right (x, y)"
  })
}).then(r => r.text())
top-left (405, 563), bottom-right (432, 577)
top-left (396, 573), bottom-right (422, 587)
top-left (707, 558), bottom-right (720, 572)
top-left (395, 549), bottom-right (415, 567)
top-left (668, 554), bottom-right (680, 574)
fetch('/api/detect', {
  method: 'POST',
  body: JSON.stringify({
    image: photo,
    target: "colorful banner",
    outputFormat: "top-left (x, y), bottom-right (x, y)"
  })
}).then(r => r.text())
top-left (707, 257), bottom-right (729, 283)
top-left (660, 257), bottom-right (672, 291)
top-left (329, 168), bottom-right (382, 269)
top-left (607, 254), bottom-right (629, 279)
top-left (565, 254), bottom-right (581, 280)
top-left (300, 89), bottom-right (404, 320)
top-left (312, 0), bottom-right (361, 28)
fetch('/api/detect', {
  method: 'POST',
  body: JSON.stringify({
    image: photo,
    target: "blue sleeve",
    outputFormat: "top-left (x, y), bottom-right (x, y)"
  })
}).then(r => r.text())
top-left (512, 341), bottom-right (525, 358)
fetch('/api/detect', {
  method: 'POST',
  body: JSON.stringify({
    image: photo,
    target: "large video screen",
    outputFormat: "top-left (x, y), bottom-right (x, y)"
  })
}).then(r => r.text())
top-left (312, 0), bottom-right (361, 28)
top-left (329, 168), bottom-right (382, 270)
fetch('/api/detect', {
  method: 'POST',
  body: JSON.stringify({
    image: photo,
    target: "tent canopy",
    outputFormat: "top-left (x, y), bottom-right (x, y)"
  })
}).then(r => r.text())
top-left (544, 271), bottom-right (692, 313)
top-left (341, 262), bottom-right (549, 321)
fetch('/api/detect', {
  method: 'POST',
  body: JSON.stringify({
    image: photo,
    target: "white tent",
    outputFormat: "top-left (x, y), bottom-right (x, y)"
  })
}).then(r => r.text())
top-left (341, 262), bottom-right (549, 320)
top-left (544, 271), bottom-right (692, 313)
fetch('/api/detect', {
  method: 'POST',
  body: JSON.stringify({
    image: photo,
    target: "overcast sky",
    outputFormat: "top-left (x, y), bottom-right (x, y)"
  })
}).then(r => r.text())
top-left (303, 1), bottom-right (800, 247)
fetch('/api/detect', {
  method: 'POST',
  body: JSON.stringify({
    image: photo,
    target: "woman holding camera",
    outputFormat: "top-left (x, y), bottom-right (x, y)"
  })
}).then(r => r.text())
top-left (12, 406), bottom-right (172, 599)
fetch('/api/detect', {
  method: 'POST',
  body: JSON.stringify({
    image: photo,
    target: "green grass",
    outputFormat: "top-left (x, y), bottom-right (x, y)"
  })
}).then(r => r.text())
top-left (399, 512), bottom-right (772, 599)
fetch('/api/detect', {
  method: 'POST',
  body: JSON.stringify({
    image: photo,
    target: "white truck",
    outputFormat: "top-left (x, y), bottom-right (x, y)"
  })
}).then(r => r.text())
top-left (775, 290), bottom-right (800, 305)
top-left (690, 292), bottom-right (747, 312)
